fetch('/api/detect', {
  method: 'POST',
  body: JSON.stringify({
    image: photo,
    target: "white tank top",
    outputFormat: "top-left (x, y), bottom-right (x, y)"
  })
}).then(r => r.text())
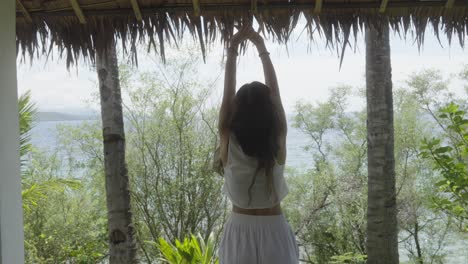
top-left (223, 134), bottom-right (289, 209)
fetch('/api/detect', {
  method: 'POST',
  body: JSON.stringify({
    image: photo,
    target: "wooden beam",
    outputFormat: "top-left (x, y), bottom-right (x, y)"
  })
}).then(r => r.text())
top-left (130, 0), bottom-right (142, 21)
top-left (379, 0), bottom-right (389, 13)
top-left (16, 0), bottom-right (32, 23)
top-left (251, 0), bottom-right (258, 15)
top-left (192, 0), bottom-right (200, 16)
top-left (314, 0), bottom-right (323, 14)
top-left (445, 0), bottom-right (455, 8)
top-left (17, 1), bottom-right (467, 18)
top-left (69, 0), bottom-right (86, 24)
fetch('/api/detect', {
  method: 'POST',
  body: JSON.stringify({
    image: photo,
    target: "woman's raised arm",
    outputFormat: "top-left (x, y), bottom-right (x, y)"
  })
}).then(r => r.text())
top-left (249, 31), bottom-right (287, 136)
top-left (248, 31), bottom-right (288, 164)
top-left (219, 47), bottom-right (237, 131)
top-left (219, 30), bottom-right (250, 132)
top-left (249, 32), bottom-right (279, 96)
top-left (218, 30), bottom-right (248, 165)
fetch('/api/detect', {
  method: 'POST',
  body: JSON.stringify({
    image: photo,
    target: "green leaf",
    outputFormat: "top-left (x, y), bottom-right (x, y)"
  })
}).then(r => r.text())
top-left (453, 205), bottom-right (465, 216)
top-left (435, 180), bottom-right (447, 187)
top-left (435, 146), bottom-right (453, 154)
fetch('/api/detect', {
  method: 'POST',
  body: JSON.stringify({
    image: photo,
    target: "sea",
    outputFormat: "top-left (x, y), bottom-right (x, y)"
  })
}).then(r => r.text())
top-left (31, 119), bottom-right (468, 263)
top-left (30, 119), bottom-right (313, 170)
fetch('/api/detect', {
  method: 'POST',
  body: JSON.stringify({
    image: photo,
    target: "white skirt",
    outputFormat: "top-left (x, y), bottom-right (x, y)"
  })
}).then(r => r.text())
top-left (218, 212), bottom-right (299, 264)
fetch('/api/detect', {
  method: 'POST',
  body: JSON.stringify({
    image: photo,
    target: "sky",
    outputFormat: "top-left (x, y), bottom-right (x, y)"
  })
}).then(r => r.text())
top-left (16, 25), bottom-right (467, 115)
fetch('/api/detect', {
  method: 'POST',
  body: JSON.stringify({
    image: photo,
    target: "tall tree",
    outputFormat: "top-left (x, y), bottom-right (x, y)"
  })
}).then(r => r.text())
top-left (95, 35), bottom-right (137, 263)
top-left (365, 19), bottom-right (399, 263)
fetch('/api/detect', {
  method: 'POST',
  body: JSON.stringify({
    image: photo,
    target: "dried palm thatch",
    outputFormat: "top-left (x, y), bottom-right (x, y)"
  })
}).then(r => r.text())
top-left (16, 0), bottom-right (468, 67)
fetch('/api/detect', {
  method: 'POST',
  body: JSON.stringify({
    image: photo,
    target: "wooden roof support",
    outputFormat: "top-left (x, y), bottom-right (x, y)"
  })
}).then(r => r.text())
top-left (16, 0), bottom-right (32, 23)
top-left (17, 1), bottom-right (468, 18)
top-left (251, 0), bottom-right (258, 15)
top-left (69, 0), bottom-right (86, 24)
top-left (192, 0), bottom-right (200, 16)
top-left (314, 0), bottom-right (323, 14)
top-left (445, 0), bottom-right (455, 8)
top-left (130, 0), bottom-right (143, 21)
top-left (379, 0), bottom-right (389, 13)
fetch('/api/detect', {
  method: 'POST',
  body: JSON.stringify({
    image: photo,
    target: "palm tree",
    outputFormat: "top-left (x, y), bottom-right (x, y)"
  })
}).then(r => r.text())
top-left (19, 91), bottom-right (40, 209)
top-left (95, 36), bottom-right (137, 263)
top-left (18, 91), bottom-right (36, 166)
top-left (365, 20), bottom-right (399, 263)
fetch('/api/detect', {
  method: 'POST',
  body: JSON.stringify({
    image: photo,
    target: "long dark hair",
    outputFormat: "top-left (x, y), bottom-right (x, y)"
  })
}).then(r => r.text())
top-left (230, 81), bottom-right (281, 204)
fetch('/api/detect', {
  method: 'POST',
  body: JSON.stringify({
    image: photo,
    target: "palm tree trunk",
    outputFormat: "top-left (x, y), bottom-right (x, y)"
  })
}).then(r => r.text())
top-left (365, 19), bottom-right (399, 264)
top-left (95, 36), bottom-right (137, 263)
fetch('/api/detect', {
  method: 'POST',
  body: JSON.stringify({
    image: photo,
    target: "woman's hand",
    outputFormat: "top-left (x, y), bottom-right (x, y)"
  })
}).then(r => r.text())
top-left (230, 27), bottom-right (268, 53)
top-left (247, 30), bottom-right (267, 53)
top-left (229, 26), bottom-right (255, 50)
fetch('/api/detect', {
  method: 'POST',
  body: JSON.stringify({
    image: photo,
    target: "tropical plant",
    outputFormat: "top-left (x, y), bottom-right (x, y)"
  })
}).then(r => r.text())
top-left (153, 233), bottom-right (219, 264)
top-left (119, 50), bottom-right (227, 262)
top-left (22, 148), bottom-right (107, 263)
top-left (286, 72), bottom-right (463, 262)
top-left (330, 252), bottom-right (367, 264)
top-left (19, 92), bottom-right (82, 212)
top-left (19, 93), bottom-right (107, 263)
top-left (287, 86), bottom-right (367, 263)
top-left (393, 88), bottom-right (450, 264)
top-left (420, 103), bottom-right (468, 229)
top-left (18, 90), bottom-right (36, 165)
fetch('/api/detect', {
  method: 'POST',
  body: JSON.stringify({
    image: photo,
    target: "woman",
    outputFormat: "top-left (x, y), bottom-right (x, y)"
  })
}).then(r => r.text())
top-left (218, 27), bottom-right (299, 264)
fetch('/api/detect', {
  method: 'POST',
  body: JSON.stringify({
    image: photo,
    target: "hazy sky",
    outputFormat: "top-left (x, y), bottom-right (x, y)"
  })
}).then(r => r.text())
top-left (17, 26), bottom-right (467, 115)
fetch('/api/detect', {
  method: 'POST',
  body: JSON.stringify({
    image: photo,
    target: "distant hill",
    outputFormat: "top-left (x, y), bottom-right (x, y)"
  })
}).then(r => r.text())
top-left (37, 112), bottom-right (98, 122)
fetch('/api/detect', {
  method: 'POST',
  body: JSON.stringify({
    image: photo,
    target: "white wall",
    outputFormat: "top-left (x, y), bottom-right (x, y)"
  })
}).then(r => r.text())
top-left (0, 0), bottom-right (25, 263)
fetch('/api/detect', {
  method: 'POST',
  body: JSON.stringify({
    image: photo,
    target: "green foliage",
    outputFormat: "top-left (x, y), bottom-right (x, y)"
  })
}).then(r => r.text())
top-left (420, 103), bottom-right (468, 227)
top-left (18, 92), bottom-right (107, 263)
top-left (287, 69), bottom-right (468, 263)
top-left (21, 55), bottom-right (468, 263)
top-left (406, 69), bottom-right (450, 108)
top-left (286, 86), bottom-right (368, 263)
top-left (22, 177), bottom-right (81, 212)
top-left (330, 252), bottom-right (367, 264)
top-left (392, 88), bottom-right (450, 263)
top-left (119, 51), bottom-right (227, 262)
top-left (22, 148), bottom-right (108, 263)
top-left (18, 91), bottom-right (37, 167)
top-left (22, 49), bottom-right (225, 263)
top-left (18, 91), bottom-right (83, 213)
top-left (153, 233), bottom-right (219, 264)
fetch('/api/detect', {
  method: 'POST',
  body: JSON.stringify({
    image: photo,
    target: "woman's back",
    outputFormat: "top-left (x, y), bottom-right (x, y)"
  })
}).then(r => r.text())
top-left (223, 134), bottom-right (289, 209)
top-left (220, 136), bottom-right (298, 264)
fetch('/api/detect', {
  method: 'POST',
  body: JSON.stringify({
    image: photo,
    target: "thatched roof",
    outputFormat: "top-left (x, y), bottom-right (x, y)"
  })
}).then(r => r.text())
top-left (16, 0), bottom-right (468, 67)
